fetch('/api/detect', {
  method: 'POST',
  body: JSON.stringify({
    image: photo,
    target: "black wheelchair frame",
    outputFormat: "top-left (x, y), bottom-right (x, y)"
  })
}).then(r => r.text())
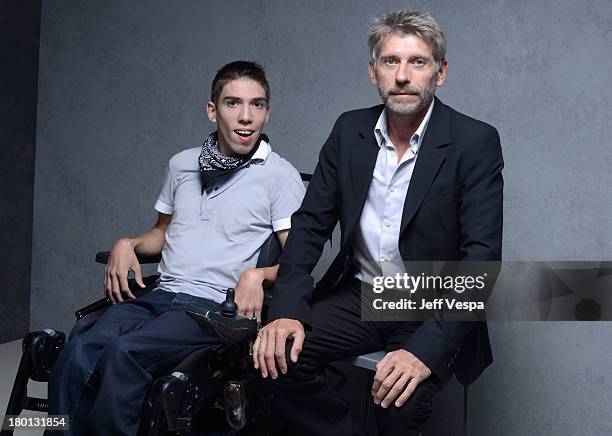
top-left (3, 173), bottom-right (314, 436)
top-left (3, 230), bottom-right (285, 436)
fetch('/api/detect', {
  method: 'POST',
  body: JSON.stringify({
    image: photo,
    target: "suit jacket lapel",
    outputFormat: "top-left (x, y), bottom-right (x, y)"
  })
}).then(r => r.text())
top-left (399, 98), bottom-right (452, 237)
top-left (347, 105), bottom-right (382, 236)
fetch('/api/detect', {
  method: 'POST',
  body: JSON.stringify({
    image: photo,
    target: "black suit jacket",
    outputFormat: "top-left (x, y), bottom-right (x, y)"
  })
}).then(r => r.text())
top-left (269, 97), bottom-right (504, 384)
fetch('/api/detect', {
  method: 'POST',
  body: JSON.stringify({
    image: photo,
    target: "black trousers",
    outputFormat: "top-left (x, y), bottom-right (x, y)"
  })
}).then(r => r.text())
top-left (272, 277), bottom-right (442, 436)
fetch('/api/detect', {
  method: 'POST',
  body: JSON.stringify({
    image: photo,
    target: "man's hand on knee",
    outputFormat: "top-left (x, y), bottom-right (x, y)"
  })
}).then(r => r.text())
top-left (104, 238), bottom-right (144, 303)
top-left (252, 318), bottom-right (304, 379)
top-left (234, 268), bottom-right (265, 321)
top-left (371, 349), bottom-right (431, 408)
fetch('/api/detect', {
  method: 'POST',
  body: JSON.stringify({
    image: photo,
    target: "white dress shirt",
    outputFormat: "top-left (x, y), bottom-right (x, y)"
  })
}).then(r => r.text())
top-left (353, 100), bottom-right (435, 284)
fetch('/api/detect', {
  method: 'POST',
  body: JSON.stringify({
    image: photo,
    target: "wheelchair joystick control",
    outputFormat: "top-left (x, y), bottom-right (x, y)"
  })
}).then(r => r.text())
top-left (185, 288), bottom-right (257, 344)
top-left (221, 288), bottom-right (238, 318)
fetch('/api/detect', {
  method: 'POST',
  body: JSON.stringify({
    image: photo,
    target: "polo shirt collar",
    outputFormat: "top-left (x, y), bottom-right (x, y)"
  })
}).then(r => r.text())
top-left (251, 138), bottom-right (271, 164)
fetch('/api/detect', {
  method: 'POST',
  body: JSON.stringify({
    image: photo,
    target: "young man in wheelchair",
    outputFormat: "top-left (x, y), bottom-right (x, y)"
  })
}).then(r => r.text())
top-left (46, 61), bottom-right (305, 436)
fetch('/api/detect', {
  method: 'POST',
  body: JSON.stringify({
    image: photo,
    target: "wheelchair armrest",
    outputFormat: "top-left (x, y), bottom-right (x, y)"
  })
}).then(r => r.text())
top-left (95, 251), bottom-right (162, 265)
top-left (74, 274), bottom-right (159, 320)
top-left (74, 297), bottom-right (113, 321)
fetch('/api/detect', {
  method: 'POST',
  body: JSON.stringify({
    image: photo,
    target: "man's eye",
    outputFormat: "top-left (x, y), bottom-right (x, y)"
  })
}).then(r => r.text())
top-left (253, 102), bottom-right (265, 109)
top-left (384, 58), bottom-right (398, 65)
top-left (227, 100), bottom-right (239, 107)
top-left (413, 58), bottom-right (426, 67)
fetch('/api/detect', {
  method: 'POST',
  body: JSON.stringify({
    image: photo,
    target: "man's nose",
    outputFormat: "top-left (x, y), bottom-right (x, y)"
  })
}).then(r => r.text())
top-left (395, 62), bottom-right (411, 86)
top-left (238, 106), bottom-right (252, 124)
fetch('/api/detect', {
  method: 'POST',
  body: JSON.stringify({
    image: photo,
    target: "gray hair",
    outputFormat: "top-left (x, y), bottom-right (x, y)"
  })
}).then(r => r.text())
top-left (368, 10), bottom-right (446, 66)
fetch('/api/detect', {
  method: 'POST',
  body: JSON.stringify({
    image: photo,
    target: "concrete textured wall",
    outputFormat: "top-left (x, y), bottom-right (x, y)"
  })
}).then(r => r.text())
top-left (0, 0), bottom-right (40, 344)
top-left (31, 1), bottom-right (612, 434)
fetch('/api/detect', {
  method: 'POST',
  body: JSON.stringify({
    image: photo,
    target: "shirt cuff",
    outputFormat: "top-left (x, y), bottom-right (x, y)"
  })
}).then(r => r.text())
top-left (272, 217), bottom-right (291, 232)
top-left (154, 199), bottom-right (173, 215)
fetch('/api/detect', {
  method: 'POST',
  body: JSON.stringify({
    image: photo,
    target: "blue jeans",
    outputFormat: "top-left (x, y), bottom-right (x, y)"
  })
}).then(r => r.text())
top-left (47, 289), bottom-right (222, 436)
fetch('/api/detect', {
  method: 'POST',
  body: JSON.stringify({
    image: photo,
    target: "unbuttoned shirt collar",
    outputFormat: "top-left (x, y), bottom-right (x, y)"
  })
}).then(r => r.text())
top-left (374, 98), bottom-right (435, 162)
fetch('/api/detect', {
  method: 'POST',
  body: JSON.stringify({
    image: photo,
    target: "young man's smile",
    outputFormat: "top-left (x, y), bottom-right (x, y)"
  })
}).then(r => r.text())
top-left (207, 78), bottom-right (270, 156)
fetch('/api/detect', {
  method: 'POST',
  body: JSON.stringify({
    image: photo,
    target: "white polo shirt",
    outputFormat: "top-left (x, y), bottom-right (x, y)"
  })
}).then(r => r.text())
top-left (154, 140), bottom-right (305, 302)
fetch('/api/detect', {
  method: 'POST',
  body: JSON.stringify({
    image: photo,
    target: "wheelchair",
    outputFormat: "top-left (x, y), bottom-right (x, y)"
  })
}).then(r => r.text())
top-left (4, 172), bottom-right (317, 436)
top-left (3, 229), bottom-right (287, 436)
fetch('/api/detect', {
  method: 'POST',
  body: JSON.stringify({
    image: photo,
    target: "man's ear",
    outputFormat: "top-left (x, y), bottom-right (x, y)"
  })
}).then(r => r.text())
top-left (368, 61), bottom-right (378, 86)
top-left (206, 101), bottom-right (216, 123)
top-left (264, 106), bottom-right (270, 124)
top-left (436, 60), bottom-right (448, 87)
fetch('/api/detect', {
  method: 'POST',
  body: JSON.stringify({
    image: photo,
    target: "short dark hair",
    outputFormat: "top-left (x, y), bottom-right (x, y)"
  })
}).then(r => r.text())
top-left (210, 61), bottom-right (270, 106)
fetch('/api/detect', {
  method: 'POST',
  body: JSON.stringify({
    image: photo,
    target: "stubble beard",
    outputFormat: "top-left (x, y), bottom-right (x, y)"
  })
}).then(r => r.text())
top-left (379, 75), bottom-right (438, 116)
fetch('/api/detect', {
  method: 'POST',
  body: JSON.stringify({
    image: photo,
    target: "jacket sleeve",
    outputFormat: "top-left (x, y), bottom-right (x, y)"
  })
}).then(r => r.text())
top-left (266, 117), bottom-right (343, 327)
top-left (404, 125), bottom-right (504, 379)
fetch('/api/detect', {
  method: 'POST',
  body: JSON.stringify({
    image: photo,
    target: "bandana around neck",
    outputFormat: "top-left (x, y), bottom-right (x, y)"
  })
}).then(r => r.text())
top-left (198, 131), bottom-right (267, 193)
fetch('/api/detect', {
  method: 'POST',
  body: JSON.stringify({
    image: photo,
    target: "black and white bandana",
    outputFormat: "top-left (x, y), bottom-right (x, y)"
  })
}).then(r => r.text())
top-left (198, 131), bottom-right (267, 192)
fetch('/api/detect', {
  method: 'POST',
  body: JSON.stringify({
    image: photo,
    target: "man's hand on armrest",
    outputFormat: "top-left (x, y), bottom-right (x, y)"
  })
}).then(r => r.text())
top-left (104, 212), bottom-right (171, 304)
top-left (104, 238), bottom-right (144, 303)
top-left (252, 318), bottom-right (304, 379)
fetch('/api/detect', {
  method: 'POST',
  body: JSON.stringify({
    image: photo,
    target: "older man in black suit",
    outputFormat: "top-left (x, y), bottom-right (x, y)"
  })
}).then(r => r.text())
top-left (254, 9), bottom-right (503, 435)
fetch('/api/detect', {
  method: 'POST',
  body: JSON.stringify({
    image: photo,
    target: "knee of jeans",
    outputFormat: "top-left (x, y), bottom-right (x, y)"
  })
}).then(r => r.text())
top-left (57, 335), bottom-right (88, 364)
top-left (60, 335), bottom-right (81, 355)
top-left (99, 336), bottom-right (134, 364)
top-left (49, 336), bottom-right (93, 388)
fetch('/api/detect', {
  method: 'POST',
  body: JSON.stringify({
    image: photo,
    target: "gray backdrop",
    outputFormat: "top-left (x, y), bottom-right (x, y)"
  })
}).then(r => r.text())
top-left (0, 0), bottom-right (40, 344)
top-left (29, 0), bottom-right (612, 434)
